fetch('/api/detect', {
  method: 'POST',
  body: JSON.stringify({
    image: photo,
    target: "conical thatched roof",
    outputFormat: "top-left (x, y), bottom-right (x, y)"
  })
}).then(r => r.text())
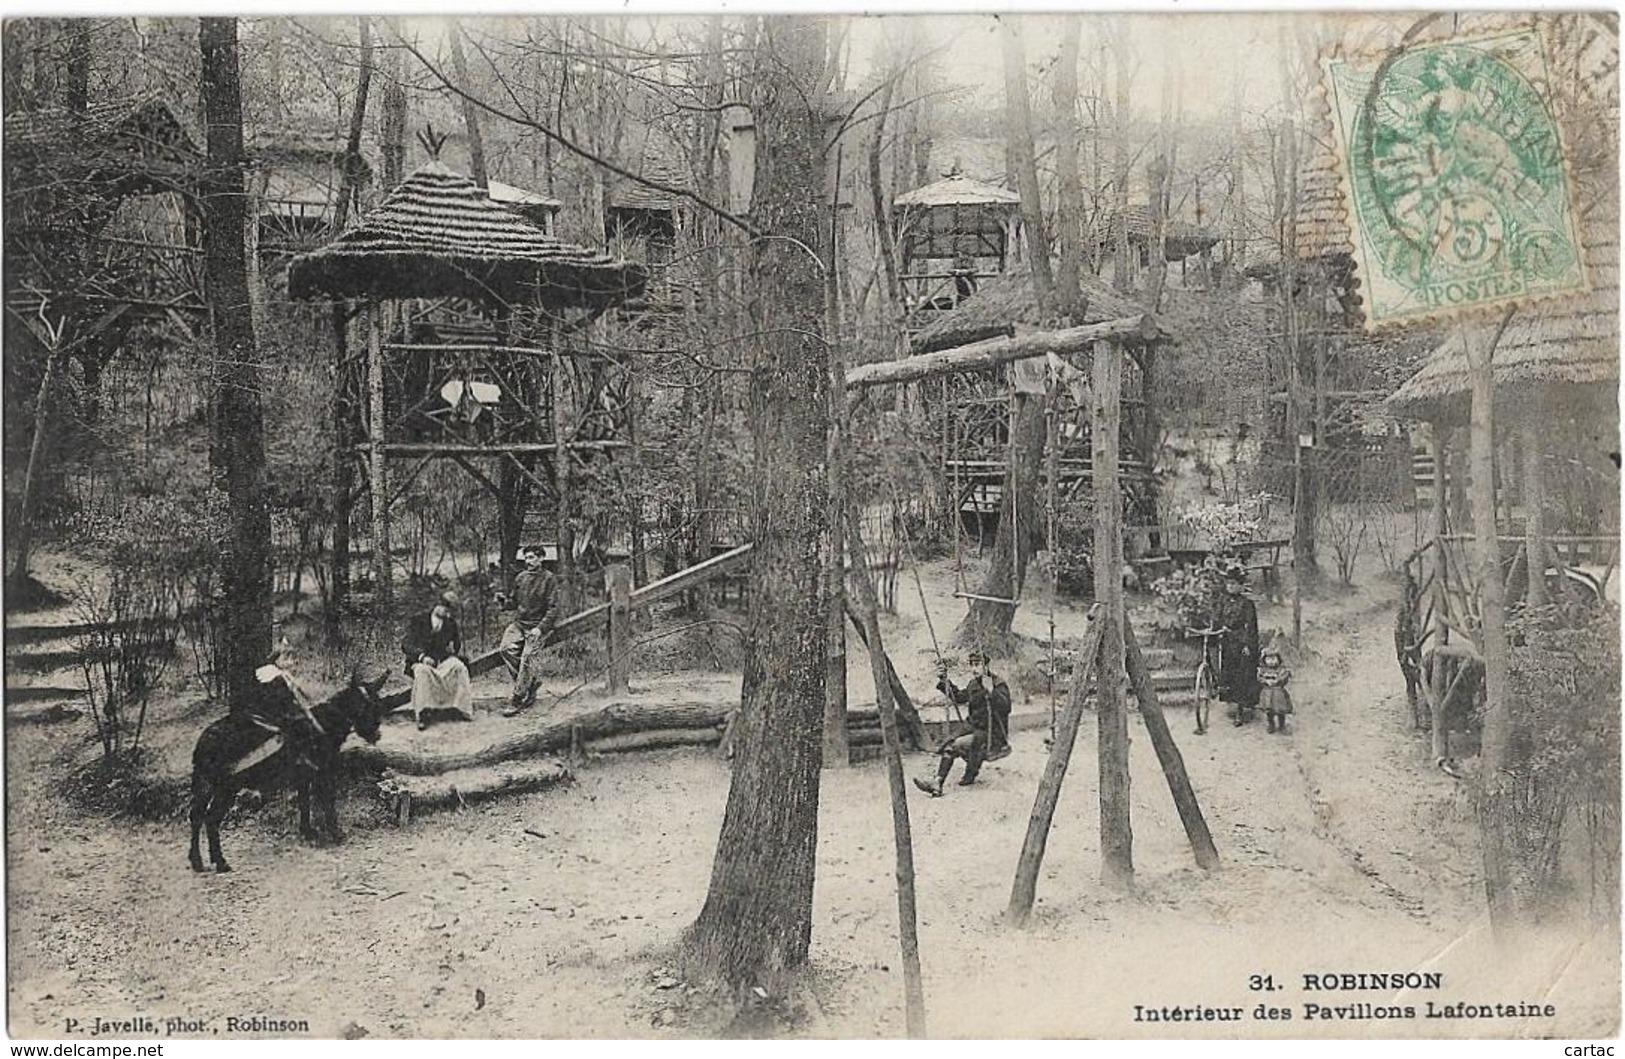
top-left (909, 269), bottom-right (1146, 354)
top-left (1385, 193), bottom-right (1619, 423)
top-left (894, 174), bottom-right (1021, 209)
top-left (288, 161), bottom-right (645, 308)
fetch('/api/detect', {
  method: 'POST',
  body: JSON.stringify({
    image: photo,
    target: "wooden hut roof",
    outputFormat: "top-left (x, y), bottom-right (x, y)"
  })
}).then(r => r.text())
top-left (1096, 204), bottom-right (1222, 261)
top-left (3, 97), bottom-right (200, 196)
top-left (909, 269), bottom-right (1147, 354)
top-left (608, 140), bottom-right (690, 212)
top-left (288, 161), bottom-right (646, 309)
top-left (1385, 192), bottom-right (1619, 422)
top-left (894, 175), bottom-right (1021, 209)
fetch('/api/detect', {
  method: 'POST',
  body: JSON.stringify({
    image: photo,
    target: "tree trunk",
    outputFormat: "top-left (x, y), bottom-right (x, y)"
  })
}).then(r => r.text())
top-left (64, 20), bottom-right (90, 112)
top-left (7, 343), bottom-right (63, 599)
top-left (365, 306), bottom-right (392, 608)
top-left (1000, 18), bottom-right (1054, 313)
top-left (959, 390), bottom-right (1045, 645)
top-left (199, 18), bottom-right (273, 709)
top-left (1522, 409), bottom-right (1546, 607)
top-left (355, 699), bottom-right (732, 774)
top-left (447, 19), bottom-right (488, 187)
top-left (1052, 19), bottom-right (1084, 321)
top-left (1094, 339), bottom-right (1133, 888)
top-left (1467, 317), bottom-right (1517, 935)
top-left (326, 17), bottom-right (374, 645)
top-left (380, 17), bottom-right (407, 187)
top-left (824, 132), bottom-right (851, 768)
top-left (1109, 22), bottom-right (1133, 294)
top-left (684, 15), bottom-right (832, 997)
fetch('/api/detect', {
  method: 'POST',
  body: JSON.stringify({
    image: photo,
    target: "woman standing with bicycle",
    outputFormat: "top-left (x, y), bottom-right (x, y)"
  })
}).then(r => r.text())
top-left (1218, 568), bottom-right (1261, 725)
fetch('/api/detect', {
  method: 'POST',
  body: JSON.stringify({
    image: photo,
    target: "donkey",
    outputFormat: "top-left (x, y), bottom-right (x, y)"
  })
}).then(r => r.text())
top-left (188, 671), bottom-right (388, 873)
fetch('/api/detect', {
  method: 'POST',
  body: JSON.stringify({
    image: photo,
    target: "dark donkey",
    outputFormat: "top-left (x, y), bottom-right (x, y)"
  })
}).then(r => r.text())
top-left (189, 671), bottom-right (388, 873)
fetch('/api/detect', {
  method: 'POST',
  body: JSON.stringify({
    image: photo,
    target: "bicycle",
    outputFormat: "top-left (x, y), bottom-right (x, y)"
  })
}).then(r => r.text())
top-left (1186, 625), bottom-right (1228, 736)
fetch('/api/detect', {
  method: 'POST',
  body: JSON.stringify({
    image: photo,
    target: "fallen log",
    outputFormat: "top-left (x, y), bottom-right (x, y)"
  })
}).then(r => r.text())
top-left (350, 700), bottom-right (732, 775)
top-left (584, 726), bottom-right (723, 754)
top-left (379, 758), bottom-right (572, 815)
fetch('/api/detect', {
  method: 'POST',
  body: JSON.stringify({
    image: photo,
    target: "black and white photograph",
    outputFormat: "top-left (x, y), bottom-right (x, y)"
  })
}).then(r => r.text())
top-left (2, 8), bottom-right (1619, 1041)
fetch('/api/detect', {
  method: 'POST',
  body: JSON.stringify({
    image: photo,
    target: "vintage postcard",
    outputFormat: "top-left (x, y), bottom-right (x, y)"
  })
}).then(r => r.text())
top-left (2, 9), bottom-right (1618, 1045)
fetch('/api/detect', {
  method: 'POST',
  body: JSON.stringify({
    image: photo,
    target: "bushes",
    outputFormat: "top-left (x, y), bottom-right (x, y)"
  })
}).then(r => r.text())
top-left (72, 494), bottom-right (224, 764)
top-left (1502, 603), bottom-right (1622, 918)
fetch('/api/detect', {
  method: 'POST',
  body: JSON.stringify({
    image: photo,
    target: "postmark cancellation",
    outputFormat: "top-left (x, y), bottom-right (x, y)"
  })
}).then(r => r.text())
top-left (1323, 29), bottom-right (1590, 328)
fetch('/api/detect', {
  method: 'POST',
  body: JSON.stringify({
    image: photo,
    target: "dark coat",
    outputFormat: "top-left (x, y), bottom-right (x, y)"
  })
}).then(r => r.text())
top-left (401, 612), bottom-right (464, 676)
top-left (512, 567), bottom-right (557, 629)
top-left (939, 673), bottom-right (1012, 751)
top-left (1219, 592), bottom-right (1260, 708)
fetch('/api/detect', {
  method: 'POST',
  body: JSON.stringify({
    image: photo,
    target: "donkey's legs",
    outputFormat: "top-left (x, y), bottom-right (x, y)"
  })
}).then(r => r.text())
top-left (205, 789), bottom-right (233, 873)
top-left (298, 780), bottom-right (317, 840)
top-left (188, 774), bottom-right (209, 873)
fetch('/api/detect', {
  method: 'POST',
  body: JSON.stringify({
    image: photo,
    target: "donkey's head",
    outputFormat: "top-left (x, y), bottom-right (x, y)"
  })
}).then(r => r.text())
top-left (337, 668), bottom-right (391, 744)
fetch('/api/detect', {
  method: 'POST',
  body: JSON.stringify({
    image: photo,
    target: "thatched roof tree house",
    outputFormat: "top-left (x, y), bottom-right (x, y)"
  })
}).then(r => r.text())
top-left (893, 173), bottom-right (1023, 328)
top-left (905, 267), bottom-right (1170, 564)
top-left (1386, 186), bottom-right (1620, 597)
top-left (4, 96), bottom-right (206, 593)
top-left (1093, 203), bottom-right (1222, 280)
top-left (289, 160), bottom-right (646, 613)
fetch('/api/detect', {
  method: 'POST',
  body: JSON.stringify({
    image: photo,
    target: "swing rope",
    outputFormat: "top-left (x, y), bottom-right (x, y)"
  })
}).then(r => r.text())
top-left (886, 476), bottom-right (963, 726)
top-left (1044, 366), bottom-right (1060, 743)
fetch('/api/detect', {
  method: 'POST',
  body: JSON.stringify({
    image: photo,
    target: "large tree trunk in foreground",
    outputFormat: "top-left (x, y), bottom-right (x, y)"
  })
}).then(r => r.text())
top-left (200, 17), bottom-right (272, 709)
top-left (685, 15), bottom-right (832, 997)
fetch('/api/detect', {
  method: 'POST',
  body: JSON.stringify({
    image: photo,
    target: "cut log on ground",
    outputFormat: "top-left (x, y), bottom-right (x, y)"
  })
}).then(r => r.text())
top-left (379, 758), bottom-right (572, 815)
top-left (351, 700), bottom-right (733, 775)
top-left (584, 726), bottom-right (724, 754)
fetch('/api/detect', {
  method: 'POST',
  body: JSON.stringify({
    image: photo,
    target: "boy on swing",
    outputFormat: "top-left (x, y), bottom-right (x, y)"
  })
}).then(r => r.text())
top-left (913, 650), bottom-right (1012, 797)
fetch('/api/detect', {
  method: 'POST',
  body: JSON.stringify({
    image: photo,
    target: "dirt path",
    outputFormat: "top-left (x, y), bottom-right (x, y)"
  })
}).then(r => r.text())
top-left (6, 553), bottom-right (1617, 1038)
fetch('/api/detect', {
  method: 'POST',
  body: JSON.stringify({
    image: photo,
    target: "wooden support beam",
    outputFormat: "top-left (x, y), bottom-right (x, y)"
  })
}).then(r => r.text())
top-left (606, 563), bottom-right (632, 693)
top-left (1124, 615), bottom-right (1219, 869)
top-left (1094, 338), bottom-right (1133, 889)
top-left (366, 303), bottom-right (393, 607)
top-left (1008, 604), bottom-right (1104, 926)
top-left (844, 315), bottom-right (1166, 390)
top-left (845, 508), bottom-right (927, 1035)
top-left (842, 597), bottom-right (928, 750)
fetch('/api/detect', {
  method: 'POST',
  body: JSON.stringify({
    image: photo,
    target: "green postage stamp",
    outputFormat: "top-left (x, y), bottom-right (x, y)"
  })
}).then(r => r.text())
top-left (1323, 30), bottom-right (1589, 327)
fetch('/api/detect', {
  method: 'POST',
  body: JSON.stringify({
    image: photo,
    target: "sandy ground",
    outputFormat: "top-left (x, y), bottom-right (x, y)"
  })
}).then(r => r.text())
top-left (4, 547), bottom-right (1619, 1039)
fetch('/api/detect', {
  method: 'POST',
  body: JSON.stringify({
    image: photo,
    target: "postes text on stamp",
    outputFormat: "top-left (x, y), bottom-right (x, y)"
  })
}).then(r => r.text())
top-left (1324, 30), bottom-right (1588, 328)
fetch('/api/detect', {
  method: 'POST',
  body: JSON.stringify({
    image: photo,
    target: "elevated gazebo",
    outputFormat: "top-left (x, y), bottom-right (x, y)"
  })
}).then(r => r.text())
top-left (289, 160), bottom-right (647, 610)
top-left (894, 173), bottom-right (1023, 327)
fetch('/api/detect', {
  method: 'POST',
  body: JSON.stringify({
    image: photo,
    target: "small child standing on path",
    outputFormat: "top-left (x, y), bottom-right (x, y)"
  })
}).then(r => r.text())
top-left (1258, 647), bottom-right (1294, 734)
